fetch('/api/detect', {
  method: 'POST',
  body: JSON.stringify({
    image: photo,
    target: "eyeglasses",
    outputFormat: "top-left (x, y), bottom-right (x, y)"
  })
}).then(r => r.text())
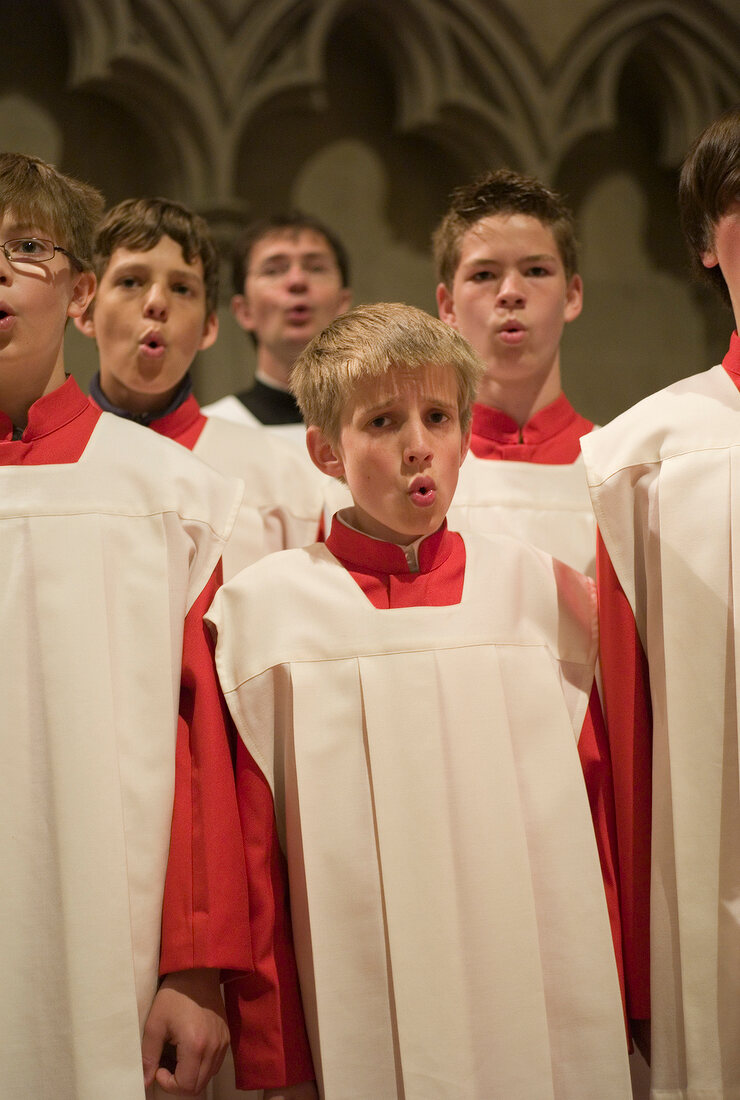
top-left (0, 237), bottom-right (83, 271)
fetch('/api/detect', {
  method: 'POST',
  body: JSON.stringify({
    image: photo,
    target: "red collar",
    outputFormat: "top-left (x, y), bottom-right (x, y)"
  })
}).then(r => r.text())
top-left (722, 330), bottom-right (740, 387)
top-left (0, 377), bottom-right (102, 465)
top-left (147, 393), bottom-right (207, 450)
top-left (471, 393), bottom-right (592, 463)
top-left (325, 515), bottom-right (466, 608)
top-left (88, 390), bottom-right (207, 451)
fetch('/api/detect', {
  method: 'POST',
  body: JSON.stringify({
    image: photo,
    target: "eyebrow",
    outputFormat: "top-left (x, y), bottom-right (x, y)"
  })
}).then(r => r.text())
top-left (110, 259), bottom-right (203, 282)
top-left (358, 393), bottom-right (458, 416)
top-left (464, 252), bottom-right (558, 266)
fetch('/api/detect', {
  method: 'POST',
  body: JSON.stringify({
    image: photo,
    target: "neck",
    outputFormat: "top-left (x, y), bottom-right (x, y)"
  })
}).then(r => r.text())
top-left (476, 364), bottom-right (562, 428)
top-left (255, 346), bottom-right (295, 390)
top-left (98, 373), bottom-right (182, 418)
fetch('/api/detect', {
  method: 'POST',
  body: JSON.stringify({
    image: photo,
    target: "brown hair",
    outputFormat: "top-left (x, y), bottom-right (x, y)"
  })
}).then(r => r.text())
top-left (231, 210), bottom-right (350, 296)
top-left (291, 302), bottom-right (484, 442)
top-left (678, 107), bottom-right (740, 309)
top-left (433, 168), bottom-right (579, 288)
top-left (0, 152), bottom-right (103, 270)
top-left (94, 197), bottom-right (220, 314)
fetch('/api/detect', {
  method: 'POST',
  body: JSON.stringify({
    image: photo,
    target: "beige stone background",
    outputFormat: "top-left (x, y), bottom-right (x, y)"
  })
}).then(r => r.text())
top-left (2, 0), bottom-right (738, 425)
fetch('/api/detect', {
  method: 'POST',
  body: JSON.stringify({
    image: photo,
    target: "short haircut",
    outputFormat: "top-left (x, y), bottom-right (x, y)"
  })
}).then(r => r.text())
top-left (231, 210), bottom-right (350, 296)
top-left (678, 107), bottom-right (740, 309)
top-left (291, 302), bottom-right (484, 442)
top-left (0, 152), bottom-right (103, 270)
top-left (433, 168), bottom-right (579, 288)
top-left (94, 197), bottom-right (220, 314)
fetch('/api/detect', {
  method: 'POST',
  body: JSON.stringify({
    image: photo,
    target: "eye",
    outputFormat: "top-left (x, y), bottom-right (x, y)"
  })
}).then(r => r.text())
top-left (428, 409), bottom-right (450, 425)
top-left (470, 270), bottom-right (495, 282)
top-left (526, 265), bottom-right (550, 277)
top-left (10, 237), bottom-right (48, 257)
top-left (172, 283), bottom-right (193, 296)
top-left (117, 275), bottom-right (140, 289)
top-left (368, 414), bottom-right (391, 429)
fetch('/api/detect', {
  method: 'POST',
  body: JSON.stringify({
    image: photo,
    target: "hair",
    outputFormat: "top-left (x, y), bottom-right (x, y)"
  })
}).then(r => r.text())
top-left (93, 196), bottom-right (220, 314)
top-left (0, 152), bottom-right (103, 270)
top-left (678, 107), bottom-right (740, 309)
top-left (231, 209), bottom-right (350, 296)
top-left (433, 168), bottom-right (579, 288)
top-left (291, 301), bottom-right (484, 442)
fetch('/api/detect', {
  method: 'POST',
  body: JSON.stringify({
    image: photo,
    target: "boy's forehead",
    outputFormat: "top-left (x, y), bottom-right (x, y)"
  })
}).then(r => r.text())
top-left (0, 209), bottom-right (52, 237)
top-left (106, 236), bottom-right (205, 278)
top-left (459, 212), bottom-right (560, 260)
top-left (347, 362), bottom-right (459, 411)
top-left (250, 228), bottom-right (336, 263)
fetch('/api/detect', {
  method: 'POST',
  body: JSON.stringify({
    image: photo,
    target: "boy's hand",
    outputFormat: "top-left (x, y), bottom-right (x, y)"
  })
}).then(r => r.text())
top-left (142, 967), bottom-right (229, 1096)
top-left (264, 1086), bottom-right (319, 1100)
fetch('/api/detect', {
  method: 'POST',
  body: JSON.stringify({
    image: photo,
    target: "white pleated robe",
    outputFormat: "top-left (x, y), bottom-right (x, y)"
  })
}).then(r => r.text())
top-left (194, 414), bottom-right (324, 562)
top-left (582, 363), bottom-right (740, 1099)
top-left (0, 413), bottom-right (242, 1099)
top-left (447, 450), bottom-right (597, 576)
top-left (208, 531), bottom-right (631, 1099)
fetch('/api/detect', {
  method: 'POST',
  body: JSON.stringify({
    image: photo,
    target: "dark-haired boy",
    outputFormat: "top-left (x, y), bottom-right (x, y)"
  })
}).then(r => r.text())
top-left (435, 169), bottom-right (595, 575)
top-left (0, 154), bottom-right (313, 1098)
top-left (79, 197), bottom-right (324, 570)
top-left (203, 211), bottom-right (352, 441)
top-left (581, 107), bottom-right (740, 1095)
top-left (208, 302), bottom-right (631, 1099)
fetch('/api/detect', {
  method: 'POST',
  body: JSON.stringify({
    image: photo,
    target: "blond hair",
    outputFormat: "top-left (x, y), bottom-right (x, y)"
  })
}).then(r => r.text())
top-left (291, 302), bottom-right (484, 441)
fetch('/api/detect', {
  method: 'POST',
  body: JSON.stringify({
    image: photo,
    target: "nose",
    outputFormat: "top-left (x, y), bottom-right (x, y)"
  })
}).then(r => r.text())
top-left (286, 261), bottom-right (309, 290)
top-left (496, 270), bottom-right (525, 308)
top-left (0, 247), bottom-right (14, 282)
top-left (144, 282), bottom-right (168, 320)
top-left (402, 420), bottom-right (433, 467)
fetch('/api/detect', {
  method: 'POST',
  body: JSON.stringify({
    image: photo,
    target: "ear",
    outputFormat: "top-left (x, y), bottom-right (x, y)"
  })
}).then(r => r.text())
top-left (198, 311), bottom-right (219, 352)
top-left (701, 245), bottom-right (719, 269)
top-left (306, 425), bottom-right (346, 480)
top-left (230, 293), bottom-right (255, 334)
top-left (336, 286), bottom-right (353, 315)
top-left (436, 282), bottom-right (457, 328)
top-left (563, 274), bottom-right (583, 324)
top-left (67, 270), bottom-right (97, 323)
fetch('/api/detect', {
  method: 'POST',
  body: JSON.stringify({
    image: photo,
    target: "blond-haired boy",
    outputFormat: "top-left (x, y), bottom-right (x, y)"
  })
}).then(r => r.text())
top-left (208, 302), bottom-right (631, 1099)
top-left (581, 106), bottom-right (740, 1095)
top-left (78, 197), bottom-right (324, 573)
top-left (0, 154), bottom-right (313, 1098)
top-left (434, 169), bottom-right (595, 575)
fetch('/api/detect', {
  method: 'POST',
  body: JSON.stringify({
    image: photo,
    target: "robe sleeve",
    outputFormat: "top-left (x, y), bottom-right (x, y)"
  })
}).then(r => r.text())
top-left (223, 738), bottom-right (315, 1090)
top-left (159, 560), bottom-right (254, 975)
top-left (596, 530), bottom-right (652, 1024)
top-left (577, 680), bottom-right (627, 1027)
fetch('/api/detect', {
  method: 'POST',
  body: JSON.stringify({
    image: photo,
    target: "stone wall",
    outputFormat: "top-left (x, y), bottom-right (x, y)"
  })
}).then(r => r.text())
top-left (2, 0), bottom-right (738, 422)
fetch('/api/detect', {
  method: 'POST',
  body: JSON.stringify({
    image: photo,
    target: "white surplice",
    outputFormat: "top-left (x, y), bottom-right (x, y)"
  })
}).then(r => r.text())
top-left (0, 414), bottom-right (241, 1099)
top-left (583, 364), bottom-right (740, 1099)
top-left (208, 531), bottom-right (630, 1100)
top-left (447, 451), bottom-right (597, 576)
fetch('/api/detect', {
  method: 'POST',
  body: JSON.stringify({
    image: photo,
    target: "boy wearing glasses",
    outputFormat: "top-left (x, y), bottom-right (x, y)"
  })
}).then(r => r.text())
top-left (0, 153), bottom-right (314, 1099)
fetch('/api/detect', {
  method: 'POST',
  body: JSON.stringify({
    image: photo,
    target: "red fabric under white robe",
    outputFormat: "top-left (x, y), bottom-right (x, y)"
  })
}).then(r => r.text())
top-left (581, 331), bottom-right (740, 1099)
top-left (207, 514), bottom-right (632, 1100)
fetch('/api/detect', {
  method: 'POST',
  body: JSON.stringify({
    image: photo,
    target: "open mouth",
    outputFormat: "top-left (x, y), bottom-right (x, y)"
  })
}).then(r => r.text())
top-left (409, 477), bottom-right (436, 507)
